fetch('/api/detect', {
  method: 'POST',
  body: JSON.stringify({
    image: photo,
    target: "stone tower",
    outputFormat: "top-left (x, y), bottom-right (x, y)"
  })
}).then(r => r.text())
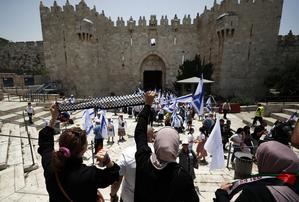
top-left (40, 0), bottom-right (284, 98)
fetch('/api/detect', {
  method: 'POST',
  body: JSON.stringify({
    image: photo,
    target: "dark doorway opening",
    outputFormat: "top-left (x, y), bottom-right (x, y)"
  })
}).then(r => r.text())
top-left (24, 77), bottom-right (34, 86)
top-left (3, 78), bottom-right (14, 87)
top-left (143, 70), bottom-right (162, 91)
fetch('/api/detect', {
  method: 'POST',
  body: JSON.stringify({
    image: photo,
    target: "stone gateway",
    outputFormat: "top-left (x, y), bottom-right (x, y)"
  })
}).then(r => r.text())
top-left (37, 0), bottom-right (298, 98)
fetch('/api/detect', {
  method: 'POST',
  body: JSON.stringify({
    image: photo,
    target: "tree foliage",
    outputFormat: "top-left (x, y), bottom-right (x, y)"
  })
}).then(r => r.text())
top-left (176, 54), bottom-right (213, 81)
top-left (175, 54), bottom-right (213, 94)
top-left (264, 60), bottom-right (299, 96)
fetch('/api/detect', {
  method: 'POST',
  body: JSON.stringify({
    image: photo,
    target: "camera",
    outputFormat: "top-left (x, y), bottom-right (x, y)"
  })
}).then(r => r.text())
top-left (263, 120), bottom-right (295, 145)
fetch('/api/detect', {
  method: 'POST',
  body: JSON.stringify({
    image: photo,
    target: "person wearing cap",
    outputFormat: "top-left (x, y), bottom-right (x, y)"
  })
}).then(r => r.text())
top-left (134, 91), bottom-right (199, 202)
top-left (178, 138), bottom-right (198, 180)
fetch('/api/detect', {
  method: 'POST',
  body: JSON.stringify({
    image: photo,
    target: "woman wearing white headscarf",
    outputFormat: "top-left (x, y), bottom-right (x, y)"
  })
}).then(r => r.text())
top-left (134, 91), bottom-right (199, 202)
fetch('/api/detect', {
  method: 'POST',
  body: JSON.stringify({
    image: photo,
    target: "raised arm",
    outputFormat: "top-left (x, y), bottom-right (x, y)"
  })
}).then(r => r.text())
top-left (37, 104), bottom-right (59, 169)
top-left (134, 91), bottom-right (155, 151)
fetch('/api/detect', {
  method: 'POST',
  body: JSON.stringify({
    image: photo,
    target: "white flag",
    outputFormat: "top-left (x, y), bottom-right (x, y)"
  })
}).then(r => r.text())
top-left (204, 118), bottom-right (225, 170)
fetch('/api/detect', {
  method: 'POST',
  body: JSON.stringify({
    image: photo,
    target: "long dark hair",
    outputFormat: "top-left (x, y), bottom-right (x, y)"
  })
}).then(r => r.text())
top-left (52, 127), bottom-right (87, 173)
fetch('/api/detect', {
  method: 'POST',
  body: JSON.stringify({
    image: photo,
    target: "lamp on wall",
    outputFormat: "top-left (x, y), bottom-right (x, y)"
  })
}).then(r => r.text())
top-left (150, 38), bottom-right (156, 46)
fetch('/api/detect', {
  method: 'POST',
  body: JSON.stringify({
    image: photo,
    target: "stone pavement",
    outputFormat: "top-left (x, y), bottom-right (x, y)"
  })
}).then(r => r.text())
top-left (0, 100), bottom-right (298, 202)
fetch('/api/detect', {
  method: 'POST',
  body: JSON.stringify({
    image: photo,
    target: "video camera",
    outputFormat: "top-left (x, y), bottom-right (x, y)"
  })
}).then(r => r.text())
top-left (263, 120), bottom-right (295, 145)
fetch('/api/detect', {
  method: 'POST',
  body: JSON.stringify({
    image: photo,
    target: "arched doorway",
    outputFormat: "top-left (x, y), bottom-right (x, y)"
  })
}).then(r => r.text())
top-left (140, 55), bottom-right (165, 91)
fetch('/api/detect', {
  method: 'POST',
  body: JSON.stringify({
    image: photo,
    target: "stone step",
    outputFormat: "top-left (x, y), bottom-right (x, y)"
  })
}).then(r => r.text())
top-left (0, 102), bottom-right (29, 114)
top-left (0, 106), bottom-right (45, 124)
top-left (7, 124), bottom-right (23, 166)
top-left (15, 106), bottom-right (45, 115)
top-left (0, 124), bottom-right (10, 170)
top-left (20, 127), bottom-right (39, 171)
top-left (0, 124), bottom-right (25, 200)
top-left (287, 104), bottom-right (299, 110)
top-left (262, 117), bottom-right (277, 126)
top-left (0, 164), bottom-right (25, 201)
top-left (282, 108), bottom-right (298, 116)
top-left (271, 112), bottom-right (290, 122)
top-left (242, 115), bottom-right (277, 127)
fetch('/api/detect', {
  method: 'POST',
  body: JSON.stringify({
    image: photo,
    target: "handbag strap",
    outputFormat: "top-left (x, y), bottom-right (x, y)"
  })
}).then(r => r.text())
top-left (55, 172), bottom-right (73, 202)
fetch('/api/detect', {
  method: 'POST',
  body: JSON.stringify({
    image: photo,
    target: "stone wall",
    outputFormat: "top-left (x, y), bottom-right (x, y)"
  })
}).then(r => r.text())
top-left (0, 39), bottom-right (45, 75)
top-left (276, 31), bottom-right (299, 68)
top-left (36, 0), bottom-right (298, 98)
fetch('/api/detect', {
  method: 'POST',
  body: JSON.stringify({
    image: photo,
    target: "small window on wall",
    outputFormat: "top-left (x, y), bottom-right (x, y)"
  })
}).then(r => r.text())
top-left (24, 77), bottom-right (34, 86)
top-left (3, 78), bottom-right (14, 87)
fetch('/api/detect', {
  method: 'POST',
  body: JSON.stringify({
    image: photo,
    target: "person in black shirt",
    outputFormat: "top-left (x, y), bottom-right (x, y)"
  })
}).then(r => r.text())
top-left (134, 91), bottom-right (199, 202)
top-left (38, 104), bottom-right (120, 202)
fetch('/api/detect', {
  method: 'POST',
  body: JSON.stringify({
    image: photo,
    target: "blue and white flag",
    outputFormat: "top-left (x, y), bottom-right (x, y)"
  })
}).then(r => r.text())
top-left (175, 94), bottom-right (193, 103)
top-left (204, 118), bottom-right (225, 170)
top-left (99, 110), bottom-right (108, 138)
top-left (138, 88), bottom-right (144, 94)
top-left (206, 97), bottom-right (212, 113)
top-left (288, 112), bottom-right (298, 122)
top-left (82, 109), bottom-right (94, 135)
top-left (192, 74), bottom-right (204, 115)
top-left (163, 100), bottom-right (177, 113)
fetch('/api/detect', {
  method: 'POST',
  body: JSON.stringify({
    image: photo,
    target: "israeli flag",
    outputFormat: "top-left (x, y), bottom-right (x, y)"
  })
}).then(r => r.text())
top-left (99, 110), bottom-right (108, 138)
top-left (82, 109), bottom-right (94, 135)
top-left (192, 74), bottom-right (204, 115)
top-left (206, 97), bottom-right (212, 113)
top-left (288, 112), bottom-right (298, 122)
top-left (175, 94), bottom-right (193, 103)
top-left (163, 100), bottom-right (177, 113)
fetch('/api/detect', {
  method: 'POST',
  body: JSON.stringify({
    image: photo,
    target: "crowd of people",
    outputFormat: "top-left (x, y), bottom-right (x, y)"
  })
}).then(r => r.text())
top-left (37, 92), bottom-right (299, 201)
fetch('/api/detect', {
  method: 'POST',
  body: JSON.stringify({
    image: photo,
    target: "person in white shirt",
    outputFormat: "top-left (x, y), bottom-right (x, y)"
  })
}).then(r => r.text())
top-left (230, 128), bottom-right (245, 165)
top-left (107, 118), bottom-right (115, 143)
top-left (110, 126), bottom-right (155, 202)
top-left (25, 102), bottom-right (35, 124)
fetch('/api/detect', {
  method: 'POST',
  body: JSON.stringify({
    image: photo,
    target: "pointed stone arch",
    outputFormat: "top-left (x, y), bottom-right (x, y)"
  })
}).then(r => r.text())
top-left (139, 53), bottom-right (167, 90)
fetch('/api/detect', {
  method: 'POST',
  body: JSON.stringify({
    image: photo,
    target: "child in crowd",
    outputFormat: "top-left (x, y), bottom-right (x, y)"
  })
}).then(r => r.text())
top-left (196, 127), bottom-right (208, 165)
top-left (107, 118), bottom-right (115, 143)
top-left (118, 115), bottom-right (126, 142)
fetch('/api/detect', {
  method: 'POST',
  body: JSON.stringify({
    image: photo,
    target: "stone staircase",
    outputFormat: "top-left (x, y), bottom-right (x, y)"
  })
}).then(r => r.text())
top-left (241, 103), bottom-right (299, 126)
top-left (0, 100), bottom-right (87, 201)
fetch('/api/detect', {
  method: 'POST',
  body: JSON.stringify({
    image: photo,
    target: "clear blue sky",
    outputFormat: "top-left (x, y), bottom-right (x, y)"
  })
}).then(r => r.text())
top-left (0, 0), bottom-right (298, 42)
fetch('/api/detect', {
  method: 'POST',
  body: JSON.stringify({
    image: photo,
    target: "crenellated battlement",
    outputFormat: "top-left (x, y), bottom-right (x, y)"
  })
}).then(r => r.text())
top-left (40, 0), bottom-right (283, 30)
top-left (39, 0), bottom-right (199, 29)
top-left (8, 41), bottom-right (43, 48)
top-left (201, 0), bottom-right (283, 17)
top-left (278, 30), bottom-right (299, 46)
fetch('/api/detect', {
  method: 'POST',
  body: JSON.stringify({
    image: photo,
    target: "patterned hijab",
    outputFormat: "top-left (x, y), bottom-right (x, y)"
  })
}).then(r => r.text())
top-left (256, 141), bottom-right (299, 201)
